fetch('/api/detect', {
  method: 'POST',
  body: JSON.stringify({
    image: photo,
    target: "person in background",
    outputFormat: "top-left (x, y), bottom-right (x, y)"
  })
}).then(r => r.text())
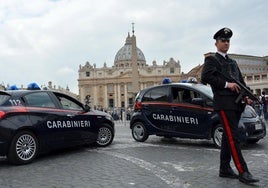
top-left (243, 96), bottom-right (256, 114)
top-left (253, 94), bottom-right (261, 116)
top-left (260, 91), bottom-right (268, 121)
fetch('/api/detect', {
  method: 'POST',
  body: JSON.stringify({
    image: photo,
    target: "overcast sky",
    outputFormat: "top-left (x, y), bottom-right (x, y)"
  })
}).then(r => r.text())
top-left (0, 0), bottom-right (267, 94)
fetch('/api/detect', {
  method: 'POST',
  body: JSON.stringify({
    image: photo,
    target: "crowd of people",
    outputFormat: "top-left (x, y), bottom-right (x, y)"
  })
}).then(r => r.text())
top-left (92, 106), bottom-right (133, 122)
top-left (110, 107), bottom-right (133, 121)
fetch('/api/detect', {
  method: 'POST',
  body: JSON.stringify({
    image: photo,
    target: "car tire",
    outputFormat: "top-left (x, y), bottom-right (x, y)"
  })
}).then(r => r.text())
top-left (131, 122), bottom-right (149, 142)
top-left (95, 124), bottom-right (114, 147)
top-left (7, 130), bottom-right (39, 165)
top-left (247, 139), bottom-right (260, 144)
top-left (212, 124), bottom-right (223, 148)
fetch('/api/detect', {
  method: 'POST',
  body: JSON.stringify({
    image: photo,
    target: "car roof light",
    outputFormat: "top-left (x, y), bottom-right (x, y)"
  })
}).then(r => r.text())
top-left (27, 82), bottom-right (41, 90)
top-left (187, 77), bottom-right (198, 83)
top-left (162, 77), bottom-right (172, 84)
top-left (8, 85), bottom-right (19, 90)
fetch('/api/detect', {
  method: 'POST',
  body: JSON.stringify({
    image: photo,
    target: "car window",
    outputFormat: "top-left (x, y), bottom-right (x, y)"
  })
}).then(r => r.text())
top-left (142, 87), bottom-right (168, 102)
top-left (24, 92), bottom-right (56, 108)
top-left (0, 93), bottom-right (10, 106)
top-left (172, 87), bottom-right (183, 102)
top-left (57, 95), bottom-right (83, 110)
top-left (194, 84), bottom-right (214, 98)
top-left (172, 87), bottom-right (201, 103)
top-left (205, 98), bottom-right (213, 107)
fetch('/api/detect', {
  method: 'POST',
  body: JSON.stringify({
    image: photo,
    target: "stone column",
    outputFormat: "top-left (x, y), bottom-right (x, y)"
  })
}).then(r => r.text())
top-left (104, 85), bottom-right (108, 109)
top-left (93, 84), bottom-right (97, 108)
top-left (114, 84), bottom-right (117, 107)
top-left (117, 83), bottom-right (121, 107)
top-left (124, 83), bottom-right (128, 108)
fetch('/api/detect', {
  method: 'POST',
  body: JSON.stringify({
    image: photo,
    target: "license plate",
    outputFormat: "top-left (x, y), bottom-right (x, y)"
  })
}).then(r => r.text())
top-left (255, 123), bottom-right (262, 130)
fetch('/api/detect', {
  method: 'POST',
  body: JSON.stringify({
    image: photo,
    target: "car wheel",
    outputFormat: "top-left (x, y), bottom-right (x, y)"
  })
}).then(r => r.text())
top-left (131, 122), bottom-right (149, 142)
top-left (212, 124), bottom-right (223, 148)
top-left (96, 124), bottom-right (114, 147)
top-left (8, 131), bottom-right (39, 165)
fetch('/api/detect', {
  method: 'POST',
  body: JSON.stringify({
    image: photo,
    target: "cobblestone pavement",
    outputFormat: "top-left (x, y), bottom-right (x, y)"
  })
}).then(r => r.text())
top-left (0, 121), bottom-right (267, 188)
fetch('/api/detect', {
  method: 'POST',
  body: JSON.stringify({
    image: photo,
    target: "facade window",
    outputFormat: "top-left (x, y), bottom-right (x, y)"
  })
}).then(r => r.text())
top-left (147, 82), bottom-right (154, 87)
top-left (120, 84), bottom-right (124, 92)
top-left (109, 99), bottom-right (114, 108)
top-left (108, 84), bottom-right (114, 93)
top-left (170, 67), bottom-right (175, 74)
top-left (86, 86), bottom-right (90, 93)
top-left (127, 83), bottom-right (132, 92)
top-left (86, 72), bottom-right (90, 77)
top-left (128, 98), bottom-right (133, 106)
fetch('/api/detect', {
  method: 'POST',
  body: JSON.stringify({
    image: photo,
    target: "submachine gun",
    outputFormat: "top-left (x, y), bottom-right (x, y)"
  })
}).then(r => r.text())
top-left (217, 71), bottom-right (261, 104)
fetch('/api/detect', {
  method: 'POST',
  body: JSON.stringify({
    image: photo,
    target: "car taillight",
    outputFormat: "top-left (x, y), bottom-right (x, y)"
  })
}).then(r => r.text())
top-left (0, 111), bottom-right (6, 119)
top-left (134, 102), bottom-right (142, 110)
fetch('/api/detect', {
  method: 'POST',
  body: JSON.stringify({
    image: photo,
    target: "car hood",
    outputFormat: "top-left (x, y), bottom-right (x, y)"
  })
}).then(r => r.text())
top-left (87, 110), bottom-right (111, 117)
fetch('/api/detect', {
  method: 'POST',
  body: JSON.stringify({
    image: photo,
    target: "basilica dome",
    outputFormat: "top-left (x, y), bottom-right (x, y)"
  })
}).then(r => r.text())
top-left (114, 33), bottom-right (146, 66)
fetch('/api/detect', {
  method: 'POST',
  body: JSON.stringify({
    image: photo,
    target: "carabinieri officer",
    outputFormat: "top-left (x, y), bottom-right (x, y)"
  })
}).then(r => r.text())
top-left (201, 27), bottom-right (259, 184)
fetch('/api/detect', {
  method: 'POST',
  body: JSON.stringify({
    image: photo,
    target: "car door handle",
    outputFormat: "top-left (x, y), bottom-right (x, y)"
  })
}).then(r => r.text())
top-left (67, 114), bottom-right (75, 118)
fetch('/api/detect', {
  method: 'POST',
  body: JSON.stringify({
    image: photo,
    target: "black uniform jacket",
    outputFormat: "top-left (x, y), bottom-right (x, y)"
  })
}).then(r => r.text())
top-left (201, 53), bottom-right (246, 111)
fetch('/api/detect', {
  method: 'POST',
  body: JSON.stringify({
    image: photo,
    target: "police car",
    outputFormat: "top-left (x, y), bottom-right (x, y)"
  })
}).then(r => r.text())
top-left (130, 82), bottom-right (266, 148)
top-left (0, 87), bottom-right (114, 164)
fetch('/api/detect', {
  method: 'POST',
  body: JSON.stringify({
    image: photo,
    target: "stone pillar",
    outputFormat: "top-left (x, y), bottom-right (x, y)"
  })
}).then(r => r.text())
top-left (104, 85), bottom-right (108, 109)
top-left (114, 84), bottom-right (117, 107)
top-left (117, 83), bottom-right (121, 107)
top-left (124, 83), bottom-right (128, 108)
top-left (93, 84), bottom-right (97, 108)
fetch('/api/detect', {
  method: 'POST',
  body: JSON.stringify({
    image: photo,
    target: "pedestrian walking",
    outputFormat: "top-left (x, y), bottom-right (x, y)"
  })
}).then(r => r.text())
top-left (260, 91), bottom-right (268, 121)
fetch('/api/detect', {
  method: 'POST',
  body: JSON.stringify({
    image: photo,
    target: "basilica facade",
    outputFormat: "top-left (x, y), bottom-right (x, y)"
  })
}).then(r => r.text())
top-left (78, 32), bottom-right (181, 110)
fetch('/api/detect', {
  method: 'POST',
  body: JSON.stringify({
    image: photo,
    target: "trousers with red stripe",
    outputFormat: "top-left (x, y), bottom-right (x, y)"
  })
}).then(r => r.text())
top-left (219, 110), bottom-right (249, 174)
